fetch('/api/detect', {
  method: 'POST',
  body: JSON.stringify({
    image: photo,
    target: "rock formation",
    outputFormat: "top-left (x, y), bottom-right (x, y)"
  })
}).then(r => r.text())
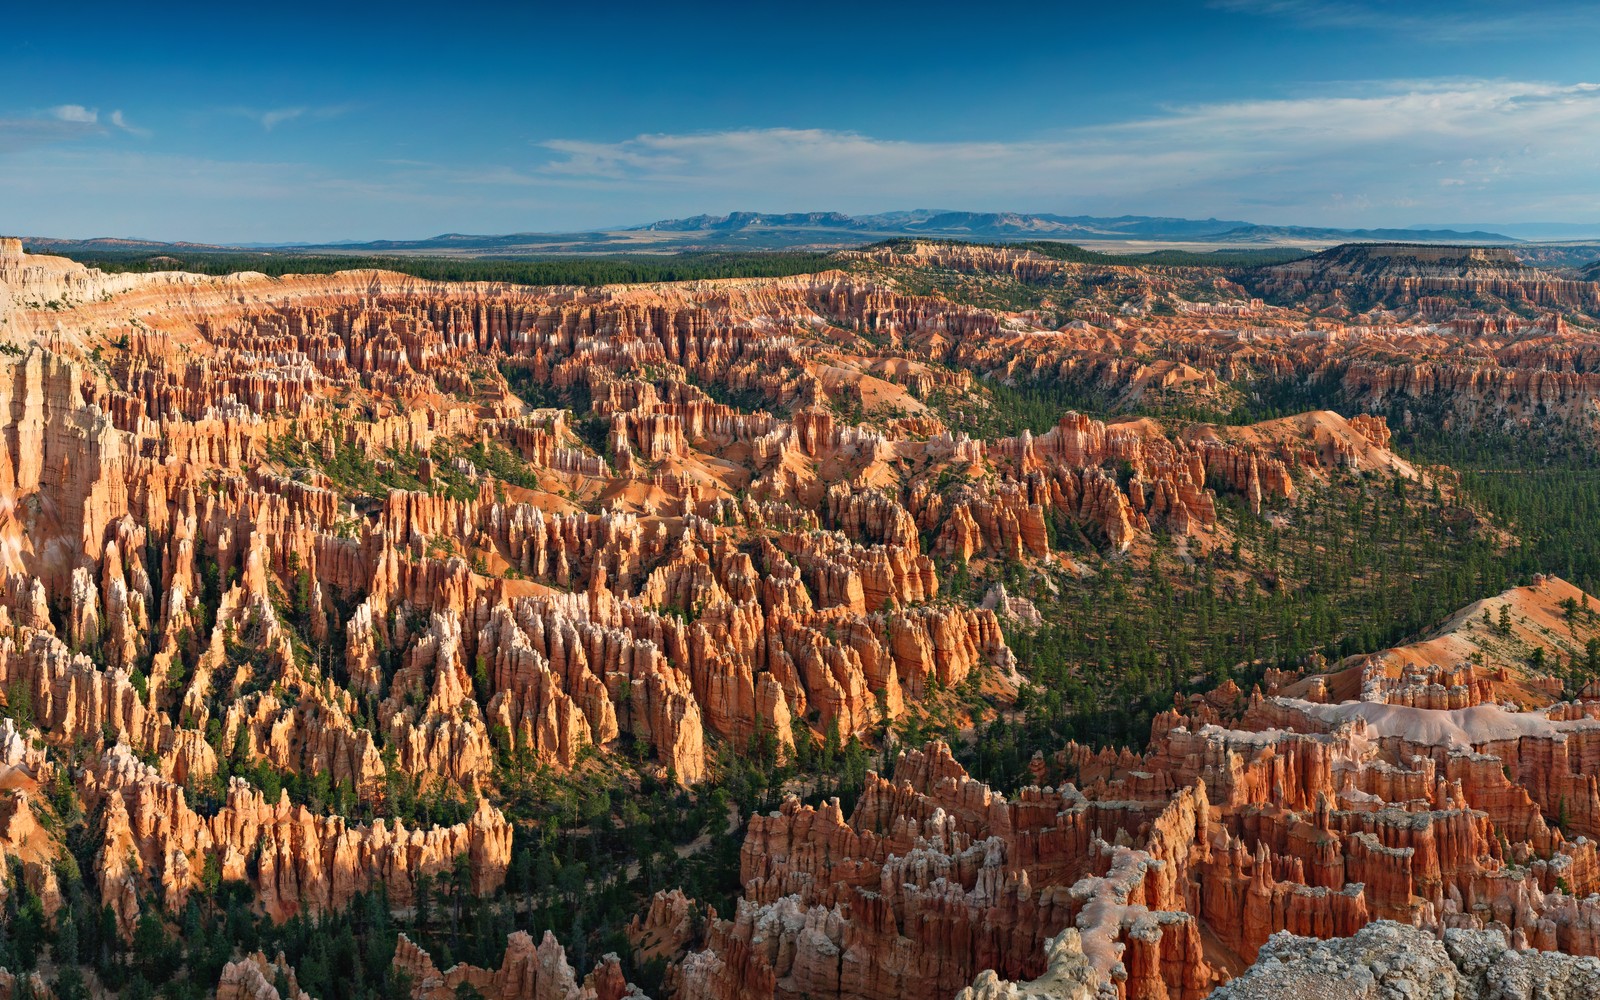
top-left (392, 930), bottom-right (650, 1000)
top-left (3, 240), bottom-right (1600, 998)
top-left (652, 576), bottom-right (1600, 999)
top-left (85, 743), bottom-right (513, 929)
top-left (1211, 921), bottom-right (1600, 1000)
top-left (216, 952), bottom-right (315, 1000)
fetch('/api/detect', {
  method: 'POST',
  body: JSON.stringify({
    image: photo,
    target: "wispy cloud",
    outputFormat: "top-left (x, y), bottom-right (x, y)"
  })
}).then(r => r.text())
top-left (6, 77), bottom-right (1600, 241)
top-left (0, 104), bottom-right (147, 154)
top-left (108, 110), bottom-right (150, 138)
top-left (232, 104), bottom-right (355, 131)
top-left (262, 108), bottom-right (305, 130)
top-left (0, 147), bottom-right (526, 242)
top-left (1210, 1), bottom-right (1600, 42)
top-left (0, 118), bottom-right (98, 155)
top-left (528, 79), bottom-right (1600, 223)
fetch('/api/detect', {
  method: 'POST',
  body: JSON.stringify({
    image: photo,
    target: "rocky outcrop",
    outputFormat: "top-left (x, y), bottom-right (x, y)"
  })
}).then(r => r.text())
top-left (0, 968), bottom-right (57, 1000)
top-left (954, 929), bottom-right (1098, 1000)
top-left (393, 930), bottom-right (650, 1000)
top-left (216, 952), bottom-right (315, 1000)
top-left (85, 744), bottom-right (513, 930)
top-left (674, 740), bottom-right (1220, 1000)
top-left (1211, 921), bottom-right (1600, 1000)
top-left (1251, 244), bottom-right (1600, 314)
top-left (670, 582), bottom-right (1600, 999)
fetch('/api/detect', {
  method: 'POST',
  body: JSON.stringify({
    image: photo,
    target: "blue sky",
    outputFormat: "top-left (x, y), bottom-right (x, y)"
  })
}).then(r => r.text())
top-left (4, 0), bottom-right (1599, 242)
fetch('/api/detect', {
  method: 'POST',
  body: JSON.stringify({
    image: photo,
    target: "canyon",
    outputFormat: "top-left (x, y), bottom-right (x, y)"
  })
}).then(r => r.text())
top-left (854, 240), bottom-right (1600, 436)
top-left (0, 236), bottom-right (1598, 998)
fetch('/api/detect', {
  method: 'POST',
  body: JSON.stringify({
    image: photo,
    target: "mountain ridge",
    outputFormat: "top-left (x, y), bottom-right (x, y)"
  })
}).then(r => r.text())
top-left (628, 210), bottom-right (1514, 244)
top-left (17, 211), bottom-right (1518, 257)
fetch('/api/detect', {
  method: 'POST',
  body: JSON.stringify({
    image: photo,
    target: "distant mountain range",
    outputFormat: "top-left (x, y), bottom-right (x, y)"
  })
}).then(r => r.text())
top-left (630, 210), bottom-right (1273, 240)
top-left (1413, 222), bottom-right (1600, 241)
top-left (629, 211), bottom-right (1515, 245)
top-left (17, 211), bottom-right (1550, 258)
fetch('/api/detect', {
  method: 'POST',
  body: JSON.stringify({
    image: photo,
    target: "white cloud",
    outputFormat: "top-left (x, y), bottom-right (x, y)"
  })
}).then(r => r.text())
top-left (0, 104), bottom-right (148, 154)
top-left (51, 105), bottom-right (98, 124)
top-left (528, 79), bottom-right (1600, 224)
top-left (0, 147), bottom-right (529, 242)
top-left (0, 105), bottom-right (120, 155)
top-left (6, 77), bottom-right (1600, 241)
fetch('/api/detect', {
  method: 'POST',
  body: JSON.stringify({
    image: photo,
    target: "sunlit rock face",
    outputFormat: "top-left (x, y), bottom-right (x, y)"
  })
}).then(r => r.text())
top-left (671, 576), bottom-right (1600, 999)
top-left (2, 241), bottom-right (1600, 998)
